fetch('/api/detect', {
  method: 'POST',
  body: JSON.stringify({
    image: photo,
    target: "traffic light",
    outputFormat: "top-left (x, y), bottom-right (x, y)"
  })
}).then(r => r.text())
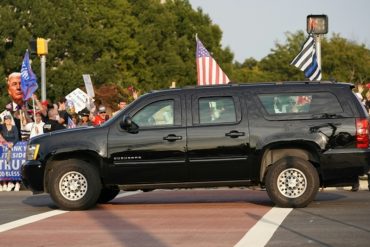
top-left (36, 38), bottom-right (48, 55)
top-left (29, 38), bottom-right (48, 55)
top-left (29, 40), bottom-right (37, 54)
top-left (307, 15), bottom-right (328, 34)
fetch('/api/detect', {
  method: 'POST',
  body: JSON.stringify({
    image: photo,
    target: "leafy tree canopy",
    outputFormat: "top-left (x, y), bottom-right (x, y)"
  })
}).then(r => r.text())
top-left (235, 31), bottom-right (370, 84)
top-left (0, 0), bottom-right (369, 109)
top-left (0, 0), bottom-right (232, 107)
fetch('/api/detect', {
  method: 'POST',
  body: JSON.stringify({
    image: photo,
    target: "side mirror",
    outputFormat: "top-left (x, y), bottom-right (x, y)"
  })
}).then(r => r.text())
top-left (120, 115), bottom-right (139, 133)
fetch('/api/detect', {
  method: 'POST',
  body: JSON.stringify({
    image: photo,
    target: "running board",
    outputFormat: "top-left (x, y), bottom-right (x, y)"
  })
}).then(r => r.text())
top-left (118, 180), bottom-right (257, 191)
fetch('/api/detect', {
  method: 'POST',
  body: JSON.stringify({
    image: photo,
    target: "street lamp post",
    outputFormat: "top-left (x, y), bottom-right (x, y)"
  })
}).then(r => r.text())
top-left (40, 55), bottom-right (46, 101)
top-left (306, 15), bottom-right (328, 69)
top-left (36, 38), bottom-right (48, 101)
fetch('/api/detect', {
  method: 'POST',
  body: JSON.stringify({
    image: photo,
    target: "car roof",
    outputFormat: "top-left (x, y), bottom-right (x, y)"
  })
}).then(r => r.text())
top-left (147, 81), bottom-right (354, 95)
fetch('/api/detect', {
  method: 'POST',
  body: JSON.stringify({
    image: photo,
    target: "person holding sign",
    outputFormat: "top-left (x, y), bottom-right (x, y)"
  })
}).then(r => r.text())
top-left (25, 111), bottom-right (45, 138)
top-left (5, 72), bottom-right (32, 141)
top-left (1, 115), bottom-right (19, 144)
top-left (5, 73), bottom-right (24, 140)
top-left (0, 115), bottom-right (20, 191)
top-left (0, 132), bottom-right (14, 192)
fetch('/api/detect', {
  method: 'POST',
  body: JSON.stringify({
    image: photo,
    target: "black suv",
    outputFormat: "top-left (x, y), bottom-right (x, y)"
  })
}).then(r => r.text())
top-left (22, 81), bottom-right (370, 210)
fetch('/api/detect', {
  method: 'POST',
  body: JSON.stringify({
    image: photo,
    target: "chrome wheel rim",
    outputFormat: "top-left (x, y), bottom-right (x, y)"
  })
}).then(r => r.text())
top-left (59, 171), bottom-right (88, 201)
top-left (277, 168), bottom-right (307, 198)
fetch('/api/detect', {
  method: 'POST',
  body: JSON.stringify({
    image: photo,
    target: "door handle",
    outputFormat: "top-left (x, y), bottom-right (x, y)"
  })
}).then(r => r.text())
top-left (163, 134), bottom-right (182, 141)
top-left (225, 131), bottom-right (245, 138)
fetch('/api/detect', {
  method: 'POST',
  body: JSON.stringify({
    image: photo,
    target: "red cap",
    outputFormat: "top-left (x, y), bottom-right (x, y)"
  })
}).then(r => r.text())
top-left (41, 100), bottom-right (49, 106)
top-left (366, 83), bottom-right (370, 89)
top-left (28, 110), bottom-right (42, 115)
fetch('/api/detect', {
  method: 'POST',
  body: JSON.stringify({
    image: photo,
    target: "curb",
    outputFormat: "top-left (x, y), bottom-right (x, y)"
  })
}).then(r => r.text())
top-left (322, 179), bottom-right (369, 191)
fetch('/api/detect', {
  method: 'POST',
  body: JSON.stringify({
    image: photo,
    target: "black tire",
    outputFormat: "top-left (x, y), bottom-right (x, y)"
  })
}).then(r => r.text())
top-left (265, 156), bottom-right (319, 208)
top-left (48, 159), bottom-right (102, 210)
top-left (97, 185), bottom-right (120, 204)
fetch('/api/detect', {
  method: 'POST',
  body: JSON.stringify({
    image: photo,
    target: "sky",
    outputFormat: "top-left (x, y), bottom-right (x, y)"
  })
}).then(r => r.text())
top-left (189, 0), bottom-right (370, 62)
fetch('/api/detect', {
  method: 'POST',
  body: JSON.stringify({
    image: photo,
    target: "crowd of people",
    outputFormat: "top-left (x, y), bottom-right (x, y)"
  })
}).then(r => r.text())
top-left (0, 72), bottom-right (130, 192)
top-left (352, 83), bottom-right (370, 192)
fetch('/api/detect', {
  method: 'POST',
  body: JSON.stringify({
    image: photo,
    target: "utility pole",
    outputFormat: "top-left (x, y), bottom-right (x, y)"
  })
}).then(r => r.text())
top-left (40, 54), bottom-right (46, 101)
top-left (36, 38), bottom-right (48, 101)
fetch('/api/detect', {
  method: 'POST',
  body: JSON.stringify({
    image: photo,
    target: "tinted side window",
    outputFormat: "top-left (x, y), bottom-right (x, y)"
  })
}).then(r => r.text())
top-left (258, 92), bottom-right (343, 115)
top-left (199, 97), bottom-right (236, 124)
top-left (132, 100), bottom-right (174, 127)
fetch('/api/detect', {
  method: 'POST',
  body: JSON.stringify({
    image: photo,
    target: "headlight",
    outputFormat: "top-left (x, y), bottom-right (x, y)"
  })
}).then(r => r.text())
top-left (26, 144), bottom-right (40, 160)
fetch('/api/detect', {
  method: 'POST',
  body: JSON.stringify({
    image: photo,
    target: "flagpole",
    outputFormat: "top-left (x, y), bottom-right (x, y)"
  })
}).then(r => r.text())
top-left (314, 34), bottom-right (322, 70)
top-left (32, 97), bottom-right (36, 121)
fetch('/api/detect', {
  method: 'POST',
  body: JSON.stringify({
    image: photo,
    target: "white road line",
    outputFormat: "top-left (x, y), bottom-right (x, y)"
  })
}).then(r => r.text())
top-left (0, 210), bottom-right (67, 233)
top-left (0, 191), bottom-right (142, 233)
top-left (234, 207), bottom-right (293, 247)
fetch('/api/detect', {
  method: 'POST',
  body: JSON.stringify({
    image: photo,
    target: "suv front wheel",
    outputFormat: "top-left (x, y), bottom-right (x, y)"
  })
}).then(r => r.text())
top-left (48, 159), bottom-right (102, 210)
top-left (265, 156), bottom-right (319, 208)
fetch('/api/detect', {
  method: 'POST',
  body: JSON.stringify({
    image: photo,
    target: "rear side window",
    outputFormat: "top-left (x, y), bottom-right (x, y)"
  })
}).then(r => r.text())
top-left (258, 92), bottom-right (343, 115)
top-left (199, 97), bottom-right (236, 124)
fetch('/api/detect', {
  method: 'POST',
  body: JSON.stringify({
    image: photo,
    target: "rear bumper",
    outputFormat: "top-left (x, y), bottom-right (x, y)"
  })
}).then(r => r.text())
top-left (21, 160), bottom-right (45, 193)
top-left (321, 148), bottom-right (370, 185)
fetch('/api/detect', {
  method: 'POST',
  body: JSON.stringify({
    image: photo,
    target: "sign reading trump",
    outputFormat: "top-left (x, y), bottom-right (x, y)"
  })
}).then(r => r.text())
top-left (0, 142), bottom-right (27, 181)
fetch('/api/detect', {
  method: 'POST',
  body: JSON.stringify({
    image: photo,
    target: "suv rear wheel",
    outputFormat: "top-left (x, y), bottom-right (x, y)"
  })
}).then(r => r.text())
top-left (48, 159), bottom-right (102, 210)
top-left (265, 156), bottom-right (319, 208)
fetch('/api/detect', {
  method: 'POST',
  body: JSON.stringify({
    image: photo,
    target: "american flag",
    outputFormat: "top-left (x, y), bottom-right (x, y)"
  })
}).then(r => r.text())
top-left (67, 117), bottom-right (76, 129)
top-left (196, 36), bottom-right (230, 86)
top-left (291, 35), bottom-right (322, 81)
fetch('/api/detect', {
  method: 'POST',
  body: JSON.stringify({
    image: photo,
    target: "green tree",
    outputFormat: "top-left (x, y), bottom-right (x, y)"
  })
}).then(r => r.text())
top-left (232, 31), bottom-right (370, 84)
top-left (0, 0), bottom-right (234, 107)
top-left (257, 31), bottom-right (308, 81)
top-left (322, 34), bottom-right (370, 83)
top-left (0, 1), bottom-right (369, 109)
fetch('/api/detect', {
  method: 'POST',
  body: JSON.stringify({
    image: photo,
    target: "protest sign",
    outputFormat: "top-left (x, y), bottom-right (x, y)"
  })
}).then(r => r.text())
top-left (0, 142), bottom-right (27, 181)
top-left (0, 110), bottom-right (14, 124)
top-left (65, 88), bottom-right (91, 113)
top-left (82, 74), bottom-right (95, 98)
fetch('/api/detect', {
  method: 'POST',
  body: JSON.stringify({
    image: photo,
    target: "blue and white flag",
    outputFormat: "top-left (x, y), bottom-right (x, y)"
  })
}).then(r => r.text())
top-left (291, 35), bottom-right (322, 81)
top-left (21, 50), bottom-right (38, 101)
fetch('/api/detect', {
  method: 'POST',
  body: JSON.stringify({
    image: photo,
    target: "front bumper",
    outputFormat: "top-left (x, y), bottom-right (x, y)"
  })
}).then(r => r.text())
top-left (21, 160), bottom-right (45, 193)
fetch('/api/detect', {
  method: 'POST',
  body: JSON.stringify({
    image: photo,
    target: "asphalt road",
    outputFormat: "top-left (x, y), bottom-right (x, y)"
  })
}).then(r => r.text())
top-left (0, 187), bottom-right (369, 247)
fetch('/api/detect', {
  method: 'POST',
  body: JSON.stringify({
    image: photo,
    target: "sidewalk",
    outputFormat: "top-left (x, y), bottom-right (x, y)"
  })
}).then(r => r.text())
top-left (323, 178), bottom-right (369, 191)
top-left (359, 178), bottom-right (369, 190)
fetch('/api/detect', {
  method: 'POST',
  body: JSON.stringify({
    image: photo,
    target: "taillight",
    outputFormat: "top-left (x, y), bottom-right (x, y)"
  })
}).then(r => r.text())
top-left (356, 118), bottom-right (369, 148)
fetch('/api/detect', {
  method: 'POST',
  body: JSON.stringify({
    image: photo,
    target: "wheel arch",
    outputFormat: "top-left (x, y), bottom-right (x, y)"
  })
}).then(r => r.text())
top-left (43, 150), bottom-right (103, 193)
top-left (260, 142), bottom-right (321, 182)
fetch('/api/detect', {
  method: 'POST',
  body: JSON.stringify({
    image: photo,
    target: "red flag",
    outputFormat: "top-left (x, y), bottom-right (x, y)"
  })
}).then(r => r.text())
top-left (196, 36), bottom-right (230, 86)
